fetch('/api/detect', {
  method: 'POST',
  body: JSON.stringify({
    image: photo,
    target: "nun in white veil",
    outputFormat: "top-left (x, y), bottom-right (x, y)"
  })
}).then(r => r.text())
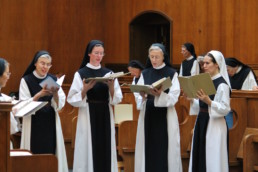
top-left (187, 50), bottom-right (231, 172)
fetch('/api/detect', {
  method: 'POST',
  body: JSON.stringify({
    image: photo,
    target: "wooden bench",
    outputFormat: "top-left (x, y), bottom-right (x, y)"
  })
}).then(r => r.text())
top-left (10, 150), bottom-right (58, 172)
top-left (243, 133), bottom-right (258, 172)
top-left (117, 120), bottom-right (137, 172)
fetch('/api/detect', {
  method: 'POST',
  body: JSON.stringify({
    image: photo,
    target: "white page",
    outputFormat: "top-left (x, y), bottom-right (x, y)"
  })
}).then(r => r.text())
top-left (10, 151), bottom-right (32, 156)
top-left (114, 104), bottom-right (133, 124)
top-left (14, 101), bottom-right (48, 117)
top-left (39, 76), bottom-right (60, 90)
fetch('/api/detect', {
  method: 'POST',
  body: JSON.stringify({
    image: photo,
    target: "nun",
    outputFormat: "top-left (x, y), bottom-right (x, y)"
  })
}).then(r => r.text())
top-left (0, 57), bottom-right (19, 149)
top-left (225, 57), bottom-right (258, 90)
top-left (19, 50), bottom-right (68, 172)
top-left (179, 42), bottom-right (200, 76)
top-left (134, 43), bottom-right (182, 172)
top-left (187, 50), bottom-right (231, 172)
top-left (67, 40), bottom-right (123, 172)
top-left (127, 60), bottom-right (145, 85)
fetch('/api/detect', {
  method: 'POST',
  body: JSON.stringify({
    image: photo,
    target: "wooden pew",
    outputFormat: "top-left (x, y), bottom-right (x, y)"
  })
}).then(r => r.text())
top-left (117, 120), bottom-right (138, 172)
top-left (243, 133), bottom-right (258, 172)
top-left (175, 96), bottom-right (196, 172)
top-left (10, 150), bottom-right (58, 172)
top-left (228, 91), bottom-right (258, 171)
top-left (227, 96), bottom-right (247, 171)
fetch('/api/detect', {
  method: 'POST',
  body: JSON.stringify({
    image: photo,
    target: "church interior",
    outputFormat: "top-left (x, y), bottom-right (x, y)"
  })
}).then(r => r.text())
top-left (1, 0), bottom-right (258, 171)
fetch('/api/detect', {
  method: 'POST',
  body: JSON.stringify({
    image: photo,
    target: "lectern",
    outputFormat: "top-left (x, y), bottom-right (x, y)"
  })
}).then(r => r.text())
top-left (0, 103), bottom-right (13, 172)
top-left (0, 102), bottom-right (58, 172)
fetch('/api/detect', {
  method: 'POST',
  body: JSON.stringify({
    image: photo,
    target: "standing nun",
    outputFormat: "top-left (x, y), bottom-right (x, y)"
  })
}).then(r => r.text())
top-left (179, 42), bottom-right (200, 76)
top-left (187, 50), bottom-right (231, 172)
top-left (19, 50), bottom-right (68, 172)
top-left (67, 40), bottom-right (123, 172)
top-left (134, 43), bottom-right (182, 172)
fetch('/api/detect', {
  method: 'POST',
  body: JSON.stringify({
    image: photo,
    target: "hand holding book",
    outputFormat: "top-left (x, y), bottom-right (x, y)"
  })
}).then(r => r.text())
top-left (178, 73), bottom-right (216, 98)
top-left (125, 77), bottom-right (172, 95)
top-left (84, 72), bottom-right (130, 83)
top-left (39, 75), bottom-right (65, 90)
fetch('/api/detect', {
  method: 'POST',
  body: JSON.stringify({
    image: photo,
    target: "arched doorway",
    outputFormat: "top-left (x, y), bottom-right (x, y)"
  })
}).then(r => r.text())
top-left (130, 11), bottom-right (172, 65)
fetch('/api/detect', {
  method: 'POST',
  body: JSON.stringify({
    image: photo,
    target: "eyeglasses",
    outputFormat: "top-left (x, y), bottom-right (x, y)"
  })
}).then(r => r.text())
top-left (92, 51), bottom-right (105, 57)
top-left (5, 72), bottom-right (11, 77)
top-left (39, 61), bottom-right (52, 68)
top-left (149, 55), bottom-right (162, 59)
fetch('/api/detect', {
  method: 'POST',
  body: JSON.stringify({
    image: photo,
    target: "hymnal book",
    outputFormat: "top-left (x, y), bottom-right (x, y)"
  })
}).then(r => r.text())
top-left (39, 75), bottom-right (65, 90)
top-left (12, 99), bottom-right (48, 117)
top-left (127, 77), bottom-right (172, 94)
top-left (85, 72), bottom-right (130, 83)
top-left (178, 73), bottom-right (216, 98)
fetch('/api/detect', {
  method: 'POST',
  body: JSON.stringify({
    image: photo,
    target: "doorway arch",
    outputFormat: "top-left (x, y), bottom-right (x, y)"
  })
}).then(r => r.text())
top-left (129, 11), bottom-right (172, 66)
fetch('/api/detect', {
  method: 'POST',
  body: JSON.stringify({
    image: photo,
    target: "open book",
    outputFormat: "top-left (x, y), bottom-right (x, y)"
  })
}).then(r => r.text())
top-left (85, 72), bottom-right (130, 83)
top-left (12, 99), bottom-right (48, 117)
top-left (126, 77), bottom-right (172, 94)
top-left (39, 75), bottom-right (65, 90)
top-left (178, 73), bottom-right (216, 98)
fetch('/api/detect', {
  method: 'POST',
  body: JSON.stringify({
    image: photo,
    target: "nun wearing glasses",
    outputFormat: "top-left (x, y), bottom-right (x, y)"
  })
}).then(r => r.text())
top-left (19, 50), bottom-right (68, 172)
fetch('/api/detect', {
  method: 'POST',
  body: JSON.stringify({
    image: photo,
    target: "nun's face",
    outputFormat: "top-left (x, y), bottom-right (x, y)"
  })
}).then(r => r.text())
top-left (181, 46), bottom-right (191, 58)
top-left (128, 67), bottom-right (141, 78)
top-left (149, 50), bottom-right (164, 68)
top-left (203, 55), bottom-right (219, 77)
top-left (35, 57), bottom-right (52, 77)
top-left (227, 65), bottom-right (238, 77)
top-left (0, 64), bottom-right (10, 88)
top-left (89, 46), bottom-right (104, 67)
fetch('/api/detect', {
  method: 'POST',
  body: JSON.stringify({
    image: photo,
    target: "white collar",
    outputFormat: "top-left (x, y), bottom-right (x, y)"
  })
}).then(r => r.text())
top-left (86, 63), bottom-right (101, 69)
top-left (33, 70), bottom-right (47, 79)
top-left (236, 65), bottom-right (242, 74)
top-left (153, 63), bottom-right (166, 69)
top-left (186, 56), bottom-right (194, 61)
top-left (211, 73), bottom-right (221, 80)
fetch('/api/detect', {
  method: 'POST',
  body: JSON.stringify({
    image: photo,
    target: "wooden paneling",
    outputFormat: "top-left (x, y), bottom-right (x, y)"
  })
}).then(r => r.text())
top-left (11, 153), bottom-right (58, 172)
top-left (0, 0), bottom-right (258, 98)
top-left (0, 0), bottom-right (105, 94)
top-left (47, 0), bottom-right (105, 84)
top-left (103, 0), bottom-right (258, 65)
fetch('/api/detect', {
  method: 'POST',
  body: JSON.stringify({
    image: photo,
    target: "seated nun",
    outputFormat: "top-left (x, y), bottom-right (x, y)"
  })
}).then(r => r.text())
top-left (225, 57), bottom-right (258, 90)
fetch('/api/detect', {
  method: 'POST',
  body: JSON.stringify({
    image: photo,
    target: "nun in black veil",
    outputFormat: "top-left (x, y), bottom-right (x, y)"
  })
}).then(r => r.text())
top-left (179, 42), bottom-right (200, 76)
top-left (127, 60), bottom-right (145, 85)
top-left (67, 40), bottom-right (123, 172)
top-left (225, 57), bottom-right (258, 90)
top-left (134, 43), bottom-right (182, 172)
top-left (19, 50), bottom-right (68, 172)
top-left (224, 57), bottom-right (258, 129)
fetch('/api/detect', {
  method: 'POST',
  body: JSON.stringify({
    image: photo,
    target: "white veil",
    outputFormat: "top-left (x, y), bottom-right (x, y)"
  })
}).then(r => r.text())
top-left (208, 50), bottom-right (231, 89)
